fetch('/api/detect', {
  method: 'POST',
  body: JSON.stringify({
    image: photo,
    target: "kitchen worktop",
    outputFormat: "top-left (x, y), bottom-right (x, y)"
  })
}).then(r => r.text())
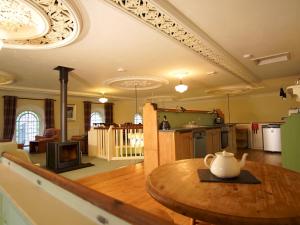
top-left (159, 124), bottom-right (235, 132)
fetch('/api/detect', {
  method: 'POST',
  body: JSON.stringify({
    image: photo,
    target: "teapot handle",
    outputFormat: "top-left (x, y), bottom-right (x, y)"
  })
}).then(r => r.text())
top-left (204, 154), bottom-right (215, 168)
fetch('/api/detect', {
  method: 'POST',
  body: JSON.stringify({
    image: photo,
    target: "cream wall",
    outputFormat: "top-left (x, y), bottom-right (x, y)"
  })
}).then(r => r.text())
top-left (113, 99), bottom-right (144, 124)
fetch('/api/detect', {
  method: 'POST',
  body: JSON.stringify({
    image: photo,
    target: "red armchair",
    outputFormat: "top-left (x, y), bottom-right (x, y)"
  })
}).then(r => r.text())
top-left (29, 128), bottom-right (60, 153)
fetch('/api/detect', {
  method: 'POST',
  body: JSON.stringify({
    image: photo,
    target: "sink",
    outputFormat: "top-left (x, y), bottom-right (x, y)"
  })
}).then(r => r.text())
top-left (183, 124), bottom-right (200, 128)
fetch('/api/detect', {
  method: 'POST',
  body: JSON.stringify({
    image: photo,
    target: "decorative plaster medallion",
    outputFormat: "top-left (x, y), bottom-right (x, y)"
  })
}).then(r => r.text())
top-left (205, 85), bottom-right (254, 96)
top-left (0, 0), bottom-right (50, 40)
top-left (1, 0), bottom-right (81, 49)
top-left (104, 0), bottom-right (258, 85)
top-left (0, 71), bottom-right (15, 85)
top-left (104, 76), bottom-right (169, 90)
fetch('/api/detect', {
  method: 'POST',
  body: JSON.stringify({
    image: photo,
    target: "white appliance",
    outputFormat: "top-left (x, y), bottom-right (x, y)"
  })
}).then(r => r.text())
top-left (262, 124), bottom-right (281, 152)
top-left (288, 108), bottom-right (300, 116)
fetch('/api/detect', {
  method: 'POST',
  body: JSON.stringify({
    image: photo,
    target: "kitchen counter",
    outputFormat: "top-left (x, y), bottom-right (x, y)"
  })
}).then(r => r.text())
top-left (159, 124), bottom-right (235, 132)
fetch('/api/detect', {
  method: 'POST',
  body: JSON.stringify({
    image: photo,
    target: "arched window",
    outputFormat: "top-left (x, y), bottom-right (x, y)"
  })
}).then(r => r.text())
top-left (133, 113), bottom-right (143, 125)
top-left (90, 112), bottom-right (104, 127)
top-left (16, 111), bottom-right (40, 145)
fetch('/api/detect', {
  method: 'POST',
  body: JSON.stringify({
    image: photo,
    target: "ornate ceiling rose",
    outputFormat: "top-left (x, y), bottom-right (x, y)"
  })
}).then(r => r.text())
top-left (0, 71), bottom-right (15, 85)
top-left (1, 0), bottom-right (81, 49)
top-left (104, 76), bottom-right (169, 90)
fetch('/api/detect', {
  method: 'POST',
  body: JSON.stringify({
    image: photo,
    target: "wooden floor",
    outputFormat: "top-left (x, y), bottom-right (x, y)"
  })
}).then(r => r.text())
top-left (77, 149), bottom-right (282, 225)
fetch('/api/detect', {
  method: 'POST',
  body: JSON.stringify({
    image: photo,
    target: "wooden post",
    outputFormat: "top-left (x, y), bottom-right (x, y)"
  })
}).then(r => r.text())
top-left (143, 103), bottom-right (159, 176)
top-left (107, 125), bottom-right (114, 161)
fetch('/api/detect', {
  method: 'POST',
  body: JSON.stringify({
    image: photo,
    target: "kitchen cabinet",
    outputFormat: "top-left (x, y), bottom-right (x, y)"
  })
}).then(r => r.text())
top-left (206, 128), bottom-right (221, 154)
top-left (236, 128), bottom-right (248, 149)
top-left (227, 126), bottom-right (237, 153)
top-left (158, 131), bottom-right (193, 166)
top-left (174, 131), bottom-right (193, 160)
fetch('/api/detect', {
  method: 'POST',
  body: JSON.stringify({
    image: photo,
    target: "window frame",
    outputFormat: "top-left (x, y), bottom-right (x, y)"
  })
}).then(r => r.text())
top-left (90, 111), bottom-right (104, 127)
top-left (15, 111), bottom-right (40, 146)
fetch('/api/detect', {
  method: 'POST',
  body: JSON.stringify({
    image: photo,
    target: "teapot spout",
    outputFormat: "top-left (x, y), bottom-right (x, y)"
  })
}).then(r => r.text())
top-left (239, 153), bottom-right (248, 168)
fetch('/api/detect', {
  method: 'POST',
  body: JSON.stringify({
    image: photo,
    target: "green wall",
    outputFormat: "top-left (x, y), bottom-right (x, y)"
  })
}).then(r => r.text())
top-left (157, 111), bottom-right (216, 129)
top-left (281, 113), bottom-right (300, 173)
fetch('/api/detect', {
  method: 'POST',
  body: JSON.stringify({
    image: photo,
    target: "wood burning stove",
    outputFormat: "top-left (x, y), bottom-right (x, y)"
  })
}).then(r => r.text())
top-left (47, 142), bottom-right (81, 173)
top-left (46, 66), bottom-right (82, 172)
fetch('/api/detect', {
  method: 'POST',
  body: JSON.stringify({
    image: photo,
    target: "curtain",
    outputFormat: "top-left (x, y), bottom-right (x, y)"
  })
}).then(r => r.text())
top-left (45, 99), bottom-right (55, 129)
top-left (104, 103), bottom-right (113, 125)
top-left (3, 96), bottom-right (17, 140)
top-left (84, 101), bottom-right (91, 133)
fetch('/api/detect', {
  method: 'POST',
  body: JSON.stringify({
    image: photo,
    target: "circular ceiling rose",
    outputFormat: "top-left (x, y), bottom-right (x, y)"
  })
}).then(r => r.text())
top-left (0, 0), bottom-right (50, 40)
top-left (205, 85), bottom-right (254, 96)
top-left (0, 71), bottom-right (15, 85)
top-left (104, 76), bottom-right (169, 90)
top-left (1, 0), bottom-right (81, 49)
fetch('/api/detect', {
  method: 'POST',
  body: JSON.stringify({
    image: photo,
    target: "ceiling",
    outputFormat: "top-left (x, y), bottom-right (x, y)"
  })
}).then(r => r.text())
top-left (0, 0), bottom-right (299, 101)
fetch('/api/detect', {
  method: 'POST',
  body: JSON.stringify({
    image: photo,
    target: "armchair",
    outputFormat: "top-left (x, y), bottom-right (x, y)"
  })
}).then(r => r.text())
top-left (30, 128), bottom-right (60, 153)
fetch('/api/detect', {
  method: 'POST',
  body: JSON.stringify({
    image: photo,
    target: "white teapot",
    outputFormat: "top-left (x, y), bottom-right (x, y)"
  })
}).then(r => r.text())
top-left (204, 151), bottom-right (248, 178)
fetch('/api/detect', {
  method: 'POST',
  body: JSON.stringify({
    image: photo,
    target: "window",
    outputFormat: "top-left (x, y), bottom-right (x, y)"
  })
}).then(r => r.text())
top-left (133, 113), bottom-right (143, 125)
top-left (90, 112), bottom-right (104, 127)
top-left (16, 111), bottom-right (40, 145)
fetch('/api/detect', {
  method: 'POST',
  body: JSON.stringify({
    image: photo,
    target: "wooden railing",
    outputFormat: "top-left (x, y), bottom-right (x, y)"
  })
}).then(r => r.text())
top-left (88, 125), bottom-right (144, 161)
top-left (1, 153), bottom-right (173, 225)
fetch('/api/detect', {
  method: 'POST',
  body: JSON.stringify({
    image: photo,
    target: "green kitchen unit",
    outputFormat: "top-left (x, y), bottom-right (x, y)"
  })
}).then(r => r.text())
top-left (281, 113), bottom-right (300, 173)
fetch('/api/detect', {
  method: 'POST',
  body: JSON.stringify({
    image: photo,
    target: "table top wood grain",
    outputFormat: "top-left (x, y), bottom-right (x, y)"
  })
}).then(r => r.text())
top-left (146, 159), bottom-right (300, 225)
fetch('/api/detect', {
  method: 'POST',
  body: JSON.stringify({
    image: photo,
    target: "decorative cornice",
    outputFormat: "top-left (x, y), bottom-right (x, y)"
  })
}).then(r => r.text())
top-left (104, 0), bottom-right (259, 86)
top-left (3, 0), bottom-right (82, 49)
top-left (0, 71), bottom-right (15, 85)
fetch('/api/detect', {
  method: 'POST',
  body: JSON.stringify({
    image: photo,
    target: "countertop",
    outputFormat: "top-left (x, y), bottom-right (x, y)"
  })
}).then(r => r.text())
top-left (159, 123), bottom-right (236, 132)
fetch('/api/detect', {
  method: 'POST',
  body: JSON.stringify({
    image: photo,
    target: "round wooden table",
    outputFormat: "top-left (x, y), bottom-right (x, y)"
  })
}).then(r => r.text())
top-left (146, 159), bottom-right (300, 225)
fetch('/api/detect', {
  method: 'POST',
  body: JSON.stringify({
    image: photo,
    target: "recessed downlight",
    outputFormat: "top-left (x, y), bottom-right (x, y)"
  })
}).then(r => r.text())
top-left (207, 71), bottom-right (217, 75)
top-left (117, 68), bottom-right (126, 72)
top-left (243, 54), bottom-right (253, 59)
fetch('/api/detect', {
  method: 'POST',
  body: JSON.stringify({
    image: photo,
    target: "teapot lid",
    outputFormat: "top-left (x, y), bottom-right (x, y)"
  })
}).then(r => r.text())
top-left (215, 150), bottom-right (234, 157)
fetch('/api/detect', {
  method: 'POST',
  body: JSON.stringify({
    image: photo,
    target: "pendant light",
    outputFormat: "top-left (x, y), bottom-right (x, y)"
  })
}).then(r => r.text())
top-left (98, 93), bottom-right (108, 103)
top-left (133, 85), bottom-right (142, 124)
top-left (175, 80), bottom-right (188, 93)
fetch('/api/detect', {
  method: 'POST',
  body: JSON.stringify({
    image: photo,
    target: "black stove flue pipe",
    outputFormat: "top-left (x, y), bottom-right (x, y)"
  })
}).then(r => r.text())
top-left (54, 66), bottom-right (74, 142)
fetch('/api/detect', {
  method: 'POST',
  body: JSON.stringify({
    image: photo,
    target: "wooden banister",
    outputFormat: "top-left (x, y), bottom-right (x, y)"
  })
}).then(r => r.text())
top-left (2, 153), bottom-right (173, 225)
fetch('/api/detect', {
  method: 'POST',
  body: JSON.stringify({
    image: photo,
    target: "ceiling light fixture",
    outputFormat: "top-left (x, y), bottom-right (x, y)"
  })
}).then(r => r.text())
top-left (117, 68), bottom-right (126, 72)
top-left (175, 80), bottom-right (188, 93)
top-left (207, 71), bottom-right (217, 75)
top-left (243, 54), bottom-right (253, 59)
top-left (98, 93), bottom-right (108, 103)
